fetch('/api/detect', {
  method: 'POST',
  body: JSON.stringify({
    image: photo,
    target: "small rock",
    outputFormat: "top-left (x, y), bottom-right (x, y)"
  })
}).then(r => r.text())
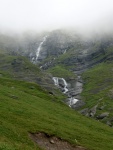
top-left (50, 139), bottom-right (55, 144)
top-left (89, 105), bottom-right (98, 117)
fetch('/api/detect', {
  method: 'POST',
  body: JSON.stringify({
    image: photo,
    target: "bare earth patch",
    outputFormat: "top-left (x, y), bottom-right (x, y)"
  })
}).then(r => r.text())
top-left (29, 132), bottom-right (86, 150)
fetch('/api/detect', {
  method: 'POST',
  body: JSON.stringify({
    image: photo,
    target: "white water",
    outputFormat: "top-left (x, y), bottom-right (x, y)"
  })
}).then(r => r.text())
top-left (69, 97), bottom-right (78, 107)
top-left (53, 77), bottom-right (79, 107)
top-left (61, 78), bottom-right (68, 93)
top-left (53, 77), bottom-right (59, 86)
top-left (53, 77), bottom-right (68, 93)
top-left (63, 49), bottom-right (67, 54)
top-left (36, 35), bottom-right (48, 61)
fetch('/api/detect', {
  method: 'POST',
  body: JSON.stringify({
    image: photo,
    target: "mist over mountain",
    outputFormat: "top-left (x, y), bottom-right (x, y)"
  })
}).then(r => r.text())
top-left (0, 0), bottom-right (113, 35)
top-left (1, 1), bottom-right (113, 150)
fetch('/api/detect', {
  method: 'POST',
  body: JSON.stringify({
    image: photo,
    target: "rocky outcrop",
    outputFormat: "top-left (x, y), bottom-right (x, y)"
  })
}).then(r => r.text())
top-left (89, 105), bottom-right (98, 117)
top-left (97, 112), bottom-right (109, 119)
top-left (80, 105), bottom-right (98, 117)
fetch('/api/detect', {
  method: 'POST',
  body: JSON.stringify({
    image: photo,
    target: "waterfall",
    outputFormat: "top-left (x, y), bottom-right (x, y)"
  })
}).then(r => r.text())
top-left (69, 97), bottom-right (78, 107)
top-left (61, 78), bottom-right (68, 93)
top-left (53, 77), bottom-right (79, 107)
top-left (53, 77), bottom-right (68, 93)
top-left (36, 35), bottom-right (48, 61)
top-left (31, 35), bottom-right (48, 64)
top-left (53, 77), bottom-right (59, 86)
top-left (63, 49), bottom-right (67, 54)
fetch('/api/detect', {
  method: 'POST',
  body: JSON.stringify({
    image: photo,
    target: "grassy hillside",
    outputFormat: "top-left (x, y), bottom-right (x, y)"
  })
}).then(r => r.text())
top-left (0, 77), bottom-right (113, 150)
top-left (81, 62), bottom-right (113, 125)
top-left (0, 52), bottom-right (61, 95)
top-left (47, 65), bottom-right (76, 79)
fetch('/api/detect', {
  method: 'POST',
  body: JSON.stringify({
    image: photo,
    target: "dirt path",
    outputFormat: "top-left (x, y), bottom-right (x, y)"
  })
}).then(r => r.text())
top-left (29, 132), bottom-right (86, 150)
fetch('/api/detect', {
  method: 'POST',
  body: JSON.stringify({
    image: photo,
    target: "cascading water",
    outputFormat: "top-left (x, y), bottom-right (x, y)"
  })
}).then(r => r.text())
top-left (61, 78), bottom-right (68, 93)
top-left (31, 35), bottom-right (48, 63)
top-left (53, 77), bottom-right (59, 86)
top-left (52, 77), bottom-right (79, 107)
top-left (52, 77), bottom-right (68, 93)
top-left (36, 35), bottom-right (48, 61)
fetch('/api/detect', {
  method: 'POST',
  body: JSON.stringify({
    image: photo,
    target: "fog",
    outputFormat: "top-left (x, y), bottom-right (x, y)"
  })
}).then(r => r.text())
top-left (0, 0), bottom-right (113, 35)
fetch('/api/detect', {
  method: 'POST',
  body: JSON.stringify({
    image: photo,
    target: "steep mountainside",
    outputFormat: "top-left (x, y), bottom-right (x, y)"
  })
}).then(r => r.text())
top-left (31, 30), bottom-right (113, 125)
top-left (1, 30), bottom-right (113, 150)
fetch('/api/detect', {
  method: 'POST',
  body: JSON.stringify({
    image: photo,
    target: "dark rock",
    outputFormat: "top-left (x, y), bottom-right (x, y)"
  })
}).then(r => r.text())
top-left (79, 108), bottom-right (89, 116)
top-left (69, 91), bottom-right (80, 97)
top-left (49, 91), bottom-right (54, 95)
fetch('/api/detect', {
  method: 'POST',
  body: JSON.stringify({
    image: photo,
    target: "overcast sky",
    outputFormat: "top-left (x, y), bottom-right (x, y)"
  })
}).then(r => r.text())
top-left (0, 0), bottom-right (113, 33)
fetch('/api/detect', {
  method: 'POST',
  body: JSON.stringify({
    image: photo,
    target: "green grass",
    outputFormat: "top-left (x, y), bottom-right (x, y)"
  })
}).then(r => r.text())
top-left (0, 77), bottom-right (113, 150)
top-left (81, 62), bottom-right (113, 123)
top-left (47, 65), bottom-right (76, 79)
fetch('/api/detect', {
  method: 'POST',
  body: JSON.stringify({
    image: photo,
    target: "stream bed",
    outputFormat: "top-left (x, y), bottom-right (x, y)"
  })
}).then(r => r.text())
top-left (53, 76), bottom-right (84, 109)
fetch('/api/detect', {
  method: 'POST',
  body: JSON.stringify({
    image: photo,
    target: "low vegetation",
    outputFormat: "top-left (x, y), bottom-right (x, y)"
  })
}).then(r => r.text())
top-left (47, 65), bottom-right (76, 79)
top-left (81, 62), bottom-right (113, 124)
top-left (0, 76), bottom-right (113, 150)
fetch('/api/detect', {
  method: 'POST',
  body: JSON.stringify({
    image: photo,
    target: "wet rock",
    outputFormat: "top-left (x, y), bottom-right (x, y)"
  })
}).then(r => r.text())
top-left (69, 91), bottom-right (80, 97)
top-left (97, 112), bottom-right (109, 119)
top-left (71, 100), bottom-right (85, 110)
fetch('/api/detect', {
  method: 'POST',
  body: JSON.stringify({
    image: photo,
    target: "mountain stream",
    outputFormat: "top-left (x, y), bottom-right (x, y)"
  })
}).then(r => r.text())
top-left (53, 77), bottom-right (83, 108)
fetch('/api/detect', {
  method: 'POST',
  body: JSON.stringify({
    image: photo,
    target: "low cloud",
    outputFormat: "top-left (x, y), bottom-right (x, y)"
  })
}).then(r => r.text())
top-left (0, 0), bottom-right (113, 35)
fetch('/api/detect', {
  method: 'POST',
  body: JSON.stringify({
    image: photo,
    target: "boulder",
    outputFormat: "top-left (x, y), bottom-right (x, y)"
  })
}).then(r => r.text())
top-left (97, 112), bottom-right (109, 119)
top-left (89, 105), bottom-right (98, 117)
top-left (71, 100), bottom-right (85, 109)
top-left (79, 108), bottom-right (89, 116)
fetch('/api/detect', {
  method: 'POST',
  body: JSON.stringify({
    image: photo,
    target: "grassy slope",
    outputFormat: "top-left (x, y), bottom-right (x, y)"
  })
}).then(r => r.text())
top-left (0, 53), bottom-right (61, 95)
top-left (81, 62), bottom-right (113, 123)
top-left (45, 48), bottom-right (78, 79)
top-left (0, 77), bottom-right (113, 150)
top-left (47, 65), bottom-right (76, 79)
